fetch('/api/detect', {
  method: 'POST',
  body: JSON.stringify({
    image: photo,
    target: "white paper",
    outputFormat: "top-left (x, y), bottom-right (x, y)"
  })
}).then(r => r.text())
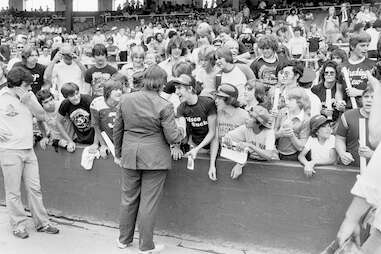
top-left (101, 131), bottom-right (115, 158)
top-left (341, 67), bottom-right (358, 109)
top-left (326, 89), bottom-right (332, 110)
top-left (359, 118), bottom-right (366, 173)
top-left (272, 88), bottom-right (280, 112)
top-left (220, 138), bottom-right (248, 164)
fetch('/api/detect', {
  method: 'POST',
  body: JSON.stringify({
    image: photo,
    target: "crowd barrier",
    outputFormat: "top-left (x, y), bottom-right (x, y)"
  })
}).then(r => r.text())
top-left (0, 147), bottom-right (359, 253)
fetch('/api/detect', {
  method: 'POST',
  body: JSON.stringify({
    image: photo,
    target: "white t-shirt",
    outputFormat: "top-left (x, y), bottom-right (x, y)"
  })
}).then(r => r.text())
top-left (194, 67), bottom-right (217, 96)
top-left (221, 66), bottom-right (247, 104)
top-left (52, 62), bottom-right (85, 99)
top-left (226, 125), bottom-right (276, 160)
top-left (304, 135), bottom-right (335, 164)
top-left (288, 36), bottom-right (307, 55)
top-left (304, 89), bottom-right (322, 117)
top-left (38, 55), bottom-right (51, 66)
top-left (286, 15), bottom-right (299, 27)
top-left (366, 28), bottom-right (380, 51)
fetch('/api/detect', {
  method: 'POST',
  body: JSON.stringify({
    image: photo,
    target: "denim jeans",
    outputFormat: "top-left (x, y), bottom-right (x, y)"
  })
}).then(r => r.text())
top-left (0, 148), bottom-right (50, 230)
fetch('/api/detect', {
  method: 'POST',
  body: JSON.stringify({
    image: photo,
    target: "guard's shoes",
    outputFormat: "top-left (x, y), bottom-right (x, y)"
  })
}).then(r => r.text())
top-left (13, 228), bottom-right (29, 239)
top-left (138, 244), bottom-right (165, 254)
top-left (37, 224), bottom-right (59, 234)
top-left (117, 238), bottom-right (132, 249)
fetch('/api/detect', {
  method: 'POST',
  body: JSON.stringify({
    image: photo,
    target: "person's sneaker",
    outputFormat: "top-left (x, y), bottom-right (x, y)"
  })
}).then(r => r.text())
top-left (138, 244), bottom-right (165, 254)
top-left (37, 224), bottom-right (59, 234)
top-left (13, 228), bottom-right (29, 239)
top-left (116, 238), bottom-right (132, 249)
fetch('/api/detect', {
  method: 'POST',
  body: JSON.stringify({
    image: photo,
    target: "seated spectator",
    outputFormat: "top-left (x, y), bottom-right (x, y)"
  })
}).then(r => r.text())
top-left (120, 45), bottom-right (147, 91)
top-left (215, 46), bottom-right (247, 104)
top-left (224, 105), bottom-right (279, 178)
top-left (90, 80), bottom-right (123, 158)
top-left (298, 115), bottom-right (337, 177)
top-left (335, 86), bottom-right (374, 167)
top-left (57, 82), bottom-right (95, 145)
top-left (85, 43), bottom-right (117, 97)
top-left (208, 84), bottom-right (249, 181)
top-left (274, 87), bottom-right (310, 161)
top-left (171, 74), bottom-right (217, 161)
top-left (35, 89), bottom-right (75, 152)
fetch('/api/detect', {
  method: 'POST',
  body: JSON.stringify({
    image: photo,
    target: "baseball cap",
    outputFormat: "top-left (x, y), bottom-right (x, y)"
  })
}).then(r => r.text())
top-left (215, 83), bottom-right (238, 99)
top-left (171, 74), bottom-right (194, 87)
top-left (249, 105), bottom-right (272, 129)
top-left (310, 114), bottom-right (332, 134)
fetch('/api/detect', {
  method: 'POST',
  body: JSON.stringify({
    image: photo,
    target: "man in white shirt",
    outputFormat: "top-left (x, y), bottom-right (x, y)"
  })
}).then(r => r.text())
top-left (0, 67), bottom-right (59, 239)
top-left (113, 28), bottom-right (129, 62)
top-left (91, 28), bottom-right (106, 46)
top-left (366, 19), bottom-right (381, 60)
top-left (44, 44), bottom-right (87, 100)
top-left (287, 27), bottom-right (307, 60)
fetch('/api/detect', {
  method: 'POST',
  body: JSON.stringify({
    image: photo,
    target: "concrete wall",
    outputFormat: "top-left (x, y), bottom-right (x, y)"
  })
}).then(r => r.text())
top-left (0, 147), bottom-right (359, 253)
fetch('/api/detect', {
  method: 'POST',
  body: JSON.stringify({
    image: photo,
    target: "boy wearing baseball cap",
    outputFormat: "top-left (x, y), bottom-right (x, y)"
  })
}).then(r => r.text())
top-left (223, 105), bottom-right (279, 179)
top-left (298, 114), bottom-right (337, 177)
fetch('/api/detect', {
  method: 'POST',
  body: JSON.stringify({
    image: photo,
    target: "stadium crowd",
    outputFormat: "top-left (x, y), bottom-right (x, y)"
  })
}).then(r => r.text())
top-left (0, 2), bottom-right (381, 178)
top-left (3, 1), bottom-right (381, 252)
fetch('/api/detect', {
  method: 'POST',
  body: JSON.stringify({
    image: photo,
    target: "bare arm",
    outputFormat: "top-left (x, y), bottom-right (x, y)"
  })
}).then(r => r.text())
top-left (367, 72), bottom-right (381, 147)
top-left (56, 114), bottom-right (75, 143)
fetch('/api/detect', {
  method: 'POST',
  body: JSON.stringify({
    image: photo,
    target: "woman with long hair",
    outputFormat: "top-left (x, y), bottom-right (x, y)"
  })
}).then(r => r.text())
top-left (323, 6), bottom-right (340, 43)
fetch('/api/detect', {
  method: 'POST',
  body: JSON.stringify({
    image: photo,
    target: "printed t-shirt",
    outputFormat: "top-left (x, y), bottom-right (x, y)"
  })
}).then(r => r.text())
top-left (85, 64), bottom-right (117, 97)
top-left (90, 96), bottom-right (117, 140)
top-left (225, 125), bottom-right (276, 160)
top-left (217, 107), bottom-right (249, 140)
top-left (176, 96), bottom-right (217, 146)
top-left (58, 94), bottom-right (94, 144)
top-left (304, 135), bottom-right (335, 164)
top-left (336, 108), bottom-right (370, 167)
top-left (250, 56), bottom-right (283, 85)
top-left (13, 62), bottom-right (46, 94)
top-left (342, 58), bottom-right (375, 107)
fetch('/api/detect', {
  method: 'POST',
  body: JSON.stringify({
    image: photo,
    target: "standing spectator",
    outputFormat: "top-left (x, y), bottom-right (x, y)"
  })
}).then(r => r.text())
top-left (208, 84), bottom-right (249, 181)
top-left (342, 32), bottom-right (374, 108)
top-left (171, 74), bottom-right (217, 160)
top-left (57, 82), bottom-right (94, 145)
top-left (288, 27), bottom-right (308, 60)
top-left (0, 67), bottom-right (59, 239)
top-left (91, 27), bottom-right (106, 46)
top-left (85, 44), bottom-right (117, 97)
top-left (113, 28), bottom-right (129, 63)
top-left (356, 4), bottom-right (377, 25)
top-left (323, 6), bottom-right (340, 43)
top-left (90, 80), bottom-right (122, 158)
top-left (286, 8), bottom-right (299, 28)
top-left (120, 45), bottom-right (147, 91)
top-left (159, 36), bottom-right (187, 81)
top-left (193, 45), bottom-right (218, 96)
top-left (338, 3), bottom-right (351, 38)
top-left (13, 46), bottom-right (46, 94)
top-left (298, 115), bottom-right (337, 177)
top-left (274, 87), bottom-right (310, 161)
top-left (215, 47), bottom-right (247, 104)
top-left (113, 65), bottom-right (183, 253)
top-left (366, 19), bottom-right (381, 60)
top-left (251, 35), bottom-right (284, 85)
top-left (38, 46), bottom-right (51, 66)
top-left (44, 44), bottom-right (87, 99)
top-left (335, 86), bottom-right (374, 167)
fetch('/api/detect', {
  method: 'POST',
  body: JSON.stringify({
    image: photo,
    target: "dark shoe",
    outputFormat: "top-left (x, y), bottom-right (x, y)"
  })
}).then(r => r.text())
top-left (13, 228), bottom-right (29, 239)
top-left (37, 224), bottom-right (59, 234)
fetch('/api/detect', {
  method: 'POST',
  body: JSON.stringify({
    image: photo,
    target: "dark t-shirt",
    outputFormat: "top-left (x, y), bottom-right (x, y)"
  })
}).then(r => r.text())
top-left (342, 58), bottom-right (375, 107)
top-left (176, 96), bottom-right (217, 146)
top-left (58, 94), bottom-right (95, 144)
top-left (307, 36), bottom-right (321, 53)
top-left (336, 108), bottom-right (370, 167)
top-left (85, 64), bottom-right (117, 97)
top-left (13, 62), bottom-right (46, 94)
top-left (311, 83), bottom-right (340, 121)
top-left (250, 56), bottom-right (283, 85)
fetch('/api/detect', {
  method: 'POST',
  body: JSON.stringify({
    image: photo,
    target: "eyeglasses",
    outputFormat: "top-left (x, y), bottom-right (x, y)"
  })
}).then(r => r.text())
top-left (324, 71), bottom-right (336, 76)
top-left (279, 70), bottom-right (293, 77)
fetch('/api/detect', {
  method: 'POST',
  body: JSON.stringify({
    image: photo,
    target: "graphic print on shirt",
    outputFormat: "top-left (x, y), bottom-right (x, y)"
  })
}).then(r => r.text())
top-left (4, 104), bottom-right (18, 117)
top-left (257, 64), bottom-right (277, 84)
top-left (92, 72), bottom-right (112, 97)
top-left (69, 108), bottom-right (91, 132)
